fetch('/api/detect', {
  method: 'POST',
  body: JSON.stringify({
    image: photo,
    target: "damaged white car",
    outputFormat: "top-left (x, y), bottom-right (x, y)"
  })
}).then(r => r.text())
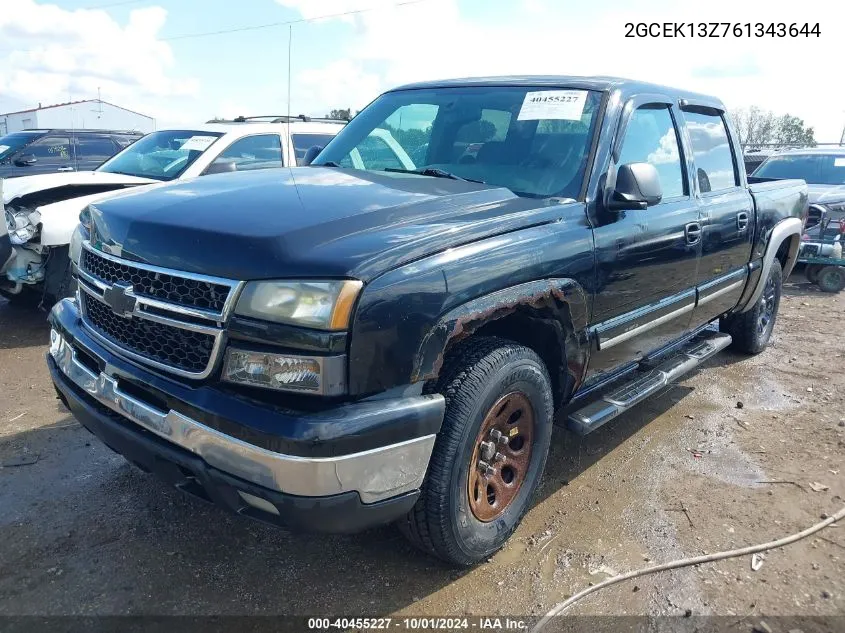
top-left (1, 117), bottom-right (348, 303)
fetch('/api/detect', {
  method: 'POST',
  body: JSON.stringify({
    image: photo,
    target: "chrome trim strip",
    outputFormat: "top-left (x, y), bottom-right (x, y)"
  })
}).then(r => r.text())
top-left (81, 241), bottom-right (245, 322)
top-left (79, 284), bottom-right (226, 380)
top-left (50, 329), bottom-right (435, 503)
top-left (599, 302), bottom-right (695, 350)
top-left (78, 266), bottom-right (228, 324)
top-left (698, 279), bottom-right (744, 306)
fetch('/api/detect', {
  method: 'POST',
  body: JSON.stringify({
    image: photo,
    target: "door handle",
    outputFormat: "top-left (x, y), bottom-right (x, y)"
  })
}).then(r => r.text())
top-left (57, 167), bottom-right (74, 172)
top-left (685, 222), bottom-right (702, 244)
top-left (737, 211), bottom-right (749, 231)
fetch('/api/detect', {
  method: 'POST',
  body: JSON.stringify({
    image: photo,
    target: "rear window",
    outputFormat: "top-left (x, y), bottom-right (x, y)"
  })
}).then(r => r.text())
top-left (754, 153), bottom-right (845, 185)
top-left (683, 110), bottom-right (738, 192)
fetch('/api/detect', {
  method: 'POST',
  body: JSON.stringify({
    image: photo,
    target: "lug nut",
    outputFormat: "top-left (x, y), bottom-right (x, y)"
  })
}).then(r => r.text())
top-left (480, 440), bottom-right (496, 461)
top-left (477, 460), bottom-right (495, 477)
top-left (490, 429), bottom-right (502, 441)
top-left (494, 452), bottom-right (505, 463)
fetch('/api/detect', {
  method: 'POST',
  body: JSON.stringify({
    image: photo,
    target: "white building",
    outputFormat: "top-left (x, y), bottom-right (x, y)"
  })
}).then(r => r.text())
top-left (0, 100), bottom-right (155, 135)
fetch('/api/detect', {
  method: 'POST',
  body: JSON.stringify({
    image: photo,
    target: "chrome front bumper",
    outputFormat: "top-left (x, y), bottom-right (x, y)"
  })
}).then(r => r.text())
top-left (49, 328), bottom-right (436, 503)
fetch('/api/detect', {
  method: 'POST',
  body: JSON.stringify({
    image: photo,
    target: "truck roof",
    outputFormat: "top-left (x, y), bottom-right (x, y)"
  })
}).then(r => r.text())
top-left (390, 75), bottom-right (725, 110)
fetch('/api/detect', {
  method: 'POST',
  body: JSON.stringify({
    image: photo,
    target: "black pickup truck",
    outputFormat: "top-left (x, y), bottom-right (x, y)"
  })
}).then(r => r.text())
top-left (47, 77), bottom-right (807, 566)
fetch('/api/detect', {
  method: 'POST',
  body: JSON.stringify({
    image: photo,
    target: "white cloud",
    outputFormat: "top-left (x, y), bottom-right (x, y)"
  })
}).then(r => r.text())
top-left (0, 0), bottom-right (198, 122)
top-left (279, 0), bottom-right (845, 142)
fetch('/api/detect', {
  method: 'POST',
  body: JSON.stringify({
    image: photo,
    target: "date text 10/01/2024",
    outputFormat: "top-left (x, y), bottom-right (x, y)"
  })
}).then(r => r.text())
top-left (307, 618), bottom-right (528, 630)
top-left (625, 22), bottom-right (820, 38)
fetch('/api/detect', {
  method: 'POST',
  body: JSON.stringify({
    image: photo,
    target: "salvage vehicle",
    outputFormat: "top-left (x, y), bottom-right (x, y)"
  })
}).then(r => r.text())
top-left (1, 116), bottom-right (348, 304)
top-left (799, 214), bottom-right (845, 292)
top-left (0, 128), bottom-right (141, 179)
top-left (752, 147), bottom-right (845, 227)
top-left (47, 77), bottom-right (807, 566)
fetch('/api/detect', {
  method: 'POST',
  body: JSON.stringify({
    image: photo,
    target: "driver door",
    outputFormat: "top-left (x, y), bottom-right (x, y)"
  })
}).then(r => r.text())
top-left (588, 98), bottom-right (701, 379)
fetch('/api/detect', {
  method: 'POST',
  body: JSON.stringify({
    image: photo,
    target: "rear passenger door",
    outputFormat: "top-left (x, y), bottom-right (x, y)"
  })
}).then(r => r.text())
top-left (75, 134), bottom-right (120, 170)
top-left (681, 107), bottom-right (754, 328)
top-left (589, 98), bottom-right (701, 377)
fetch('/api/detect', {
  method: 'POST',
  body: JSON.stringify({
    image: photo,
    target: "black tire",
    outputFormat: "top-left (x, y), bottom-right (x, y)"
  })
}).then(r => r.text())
top-left (720, 259), bottom-right (782, 354)
top-left (0, 286), bottom-right (41, 307)
top-left (398, 337), bottom-right (554, 566)
top-left (805, 264), bottom-right (822, 284)
top-left (817, 266), bottom-right (845, 293)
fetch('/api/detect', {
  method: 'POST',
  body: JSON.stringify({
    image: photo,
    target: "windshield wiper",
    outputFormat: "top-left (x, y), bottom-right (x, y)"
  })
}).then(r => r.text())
top-left (383, 167), bottom-right (485, 184)
top-left (316, 161), bottom-right (343, 167)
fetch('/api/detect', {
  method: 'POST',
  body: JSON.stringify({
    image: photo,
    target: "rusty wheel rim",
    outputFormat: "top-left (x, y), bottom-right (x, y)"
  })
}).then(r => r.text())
top-left (467, 392), bottom-right (535, 522)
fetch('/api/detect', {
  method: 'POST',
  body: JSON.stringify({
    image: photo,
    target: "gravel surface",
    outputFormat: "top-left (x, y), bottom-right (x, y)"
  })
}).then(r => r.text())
top-left (0, 271), bottom-right (843, 620)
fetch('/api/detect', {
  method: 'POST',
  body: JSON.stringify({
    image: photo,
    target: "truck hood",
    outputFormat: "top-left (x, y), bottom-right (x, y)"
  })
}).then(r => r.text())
top-left (2, 170), bottom-right (156, 206)
top-left (89, 167), bottom-right (566, 281)
top-left (808, 184), bottom-right (845, 206)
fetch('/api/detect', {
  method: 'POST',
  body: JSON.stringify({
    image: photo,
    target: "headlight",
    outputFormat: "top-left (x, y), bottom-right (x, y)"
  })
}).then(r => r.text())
top-left (5, 208), bottom-right (40, 245)
top-left (234, 279), bottom-right (362, 330)
top-left (222, 348), bottom-right (346, 395)
top-left (69, 223), bottom-right (88, 266)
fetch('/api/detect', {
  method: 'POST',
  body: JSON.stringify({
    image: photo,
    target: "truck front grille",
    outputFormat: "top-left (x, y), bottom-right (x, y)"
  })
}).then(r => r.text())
top-left (81, 248), bottom-right (231, 313)
top-left (81, 292), bottom-right (216, 375)
top-left (76, 243), bottom-right (240, 379)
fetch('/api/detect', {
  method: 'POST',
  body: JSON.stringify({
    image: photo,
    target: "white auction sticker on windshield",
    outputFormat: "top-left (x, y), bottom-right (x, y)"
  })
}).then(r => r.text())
top-left (518, 90), bottom-right (587, 121)
top-left (0, 145), bottom-right (9, 154)
top-left (180, 136), bottom-right (218, 151)
top-left (835, 157), bottom-right (845, 167)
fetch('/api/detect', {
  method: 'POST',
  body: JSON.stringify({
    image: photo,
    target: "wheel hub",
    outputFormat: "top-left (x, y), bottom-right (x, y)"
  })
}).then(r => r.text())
top-left (467, 392), bottom-right (535, 522)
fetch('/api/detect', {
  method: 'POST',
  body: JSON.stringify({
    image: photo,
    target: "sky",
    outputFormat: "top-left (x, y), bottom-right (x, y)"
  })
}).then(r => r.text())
top-left (1, 0), bottom-right (843, 141)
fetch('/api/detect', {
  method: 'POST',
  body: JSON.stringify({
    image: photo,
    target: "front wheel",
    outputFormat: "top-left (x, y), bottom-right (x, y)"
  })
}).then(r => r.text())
top-left (721, 259), bottom-right (782, 354)
top-left (398, 337), bottom-right (554, 566)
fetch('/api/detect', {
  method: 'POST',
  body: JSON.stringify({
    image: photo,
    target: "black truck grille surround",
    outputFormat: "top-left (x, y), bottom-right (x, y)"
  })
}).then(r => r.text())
top-left (81, 248), bottom-right (230, 312)
top-left (81, 292), bottom-right (215, 375)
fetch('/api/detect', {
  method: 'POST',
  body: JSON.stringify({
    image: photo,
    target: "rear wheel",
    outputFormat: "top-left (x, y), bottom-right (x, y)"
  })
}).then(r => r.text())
top-left (721, 259), bottom-right (782, 354)
top-left (817, 266), bottom-right (845, 293)
top-left (805, 264), bottom-right (822, 284)
top-left (398, 337), bottom-right (553, 566)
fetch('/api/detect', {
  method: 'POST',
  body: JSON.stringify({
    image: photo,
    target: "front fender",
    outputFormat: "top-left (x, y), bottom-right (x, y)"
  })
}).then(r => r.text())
top-left (412, 279), bottom-right (590, 392)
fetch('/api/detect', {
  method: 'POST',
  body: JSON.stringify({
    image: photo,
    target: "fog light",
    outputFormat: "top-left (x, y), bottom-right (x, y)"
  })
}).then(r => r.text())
top-left (222, 348), bottom-right (345, 395)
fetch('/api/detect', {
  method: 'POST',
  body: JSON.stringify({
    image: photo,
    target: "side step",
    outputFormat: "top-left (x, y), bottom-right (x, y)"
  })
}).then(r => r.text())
top-left (567, 330), bottom-right (732, 436)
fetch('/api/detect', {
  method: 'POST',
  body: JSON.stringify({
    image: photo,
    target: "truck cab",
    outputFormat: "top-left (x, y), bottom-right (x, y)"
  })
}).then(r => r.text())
top-left (46, 77), bottom-right (806, 566)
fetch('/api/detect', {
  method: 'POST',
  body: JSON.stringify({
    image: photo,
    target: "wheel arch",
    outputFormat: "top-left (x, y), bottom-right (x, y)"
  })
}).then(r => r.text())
top-left (738, 217), bottom-right (802, 313)
top-left (412, 278), bottom-right (591, 409)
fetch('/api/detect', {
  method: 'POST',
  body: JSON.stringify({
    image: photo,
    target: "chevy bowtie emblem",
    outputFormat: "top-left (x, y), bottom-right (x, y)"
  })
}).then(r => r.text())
top-left (102, 282), bottom-right (137, 318)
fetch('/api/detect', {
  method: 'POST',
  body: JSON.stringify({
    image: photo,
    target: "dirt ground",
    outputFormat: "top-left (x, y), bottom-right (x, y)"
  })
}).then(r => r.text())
top-left (0, 270), bottom-right (843, 625)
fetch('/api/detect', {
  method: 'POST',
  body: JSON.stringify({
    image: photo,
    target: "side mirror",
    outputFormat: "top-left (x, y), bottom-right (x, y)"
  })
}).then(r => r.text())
top-left (607, 162), bottom-right (662, 211)
top-left (204, 159), bottom-right (237, 175)
top-left (301, 145), bottom-right (324, 166)
top-left (14, 154), bottom-right (36, 167)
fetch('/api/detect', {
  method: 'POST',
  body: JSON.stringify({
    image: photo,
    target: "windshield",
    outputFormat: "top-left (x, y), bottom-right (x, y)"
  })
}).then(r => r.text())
top-left (314, 86), bottom-right (603, 198)
top-left (0, 132), bottom-right (42, 162)
top-left (97, 130), bottom-right (224, 181)
top-left (754, 153), bottom-right (845, 185)
top-left (292, 133), bottom-right (340, 165)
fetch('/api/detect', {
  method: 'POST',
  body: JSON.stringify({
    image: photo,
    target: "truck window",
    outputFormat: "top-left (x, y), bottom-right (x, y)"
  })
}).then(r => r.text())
top-left (683, 110), bottom-right (738, 193)
top-left (617, 105), bottom-right (686, 199)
